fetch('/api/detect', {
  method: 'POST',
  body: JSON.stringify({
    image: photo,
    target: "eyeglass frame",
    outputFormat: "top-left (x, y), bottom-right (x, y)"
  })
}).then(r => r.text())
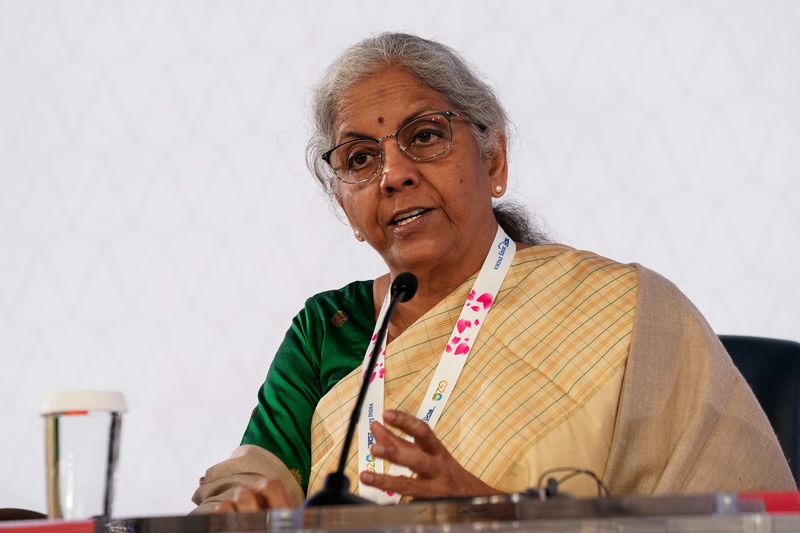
top-left (321, 110), bottom-right (484, 185)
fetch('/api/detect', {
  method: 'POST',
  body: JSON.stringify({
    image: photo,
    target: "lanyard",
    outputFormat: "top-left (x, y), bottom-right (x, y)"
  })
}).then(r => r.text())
top-left (357, 226), bottom-right (516, 503)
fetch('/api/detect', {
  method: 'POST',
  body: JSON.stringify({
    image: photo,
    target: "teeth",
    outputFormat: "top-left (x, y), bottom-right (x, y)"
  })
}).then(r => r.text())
top-left (393, 208), bottom-right (425, 224)
top-left (397, 213), bottom-right (423, 226)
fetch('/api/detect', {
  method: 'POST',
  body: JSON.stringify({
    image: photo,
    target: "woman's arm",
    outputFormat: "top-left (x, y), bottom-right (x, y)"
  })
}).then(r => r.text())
top-left (191, 445), bottom-right (302, 513)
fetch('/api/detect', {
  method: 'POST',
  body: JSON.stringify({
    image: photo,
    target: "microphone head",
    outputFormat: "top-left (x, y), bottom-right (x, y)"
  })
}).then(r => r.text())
top-left (391, 272), bottom-right (418, 303)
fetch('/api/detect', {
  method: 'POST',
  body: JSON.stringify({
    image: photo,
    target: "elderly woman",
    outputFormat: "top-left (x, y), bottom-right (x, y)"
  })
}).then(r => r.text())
top-left (192, 33), bottom-right (793, 512)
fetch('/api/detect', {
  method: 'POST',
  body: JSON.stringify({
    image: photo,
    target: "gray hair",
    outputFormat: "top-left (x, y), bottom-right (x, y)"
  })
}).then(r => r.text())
top-left (306, 32), bottom-right (546, 245)
top-left (306, 32), bottom-right (508, 195)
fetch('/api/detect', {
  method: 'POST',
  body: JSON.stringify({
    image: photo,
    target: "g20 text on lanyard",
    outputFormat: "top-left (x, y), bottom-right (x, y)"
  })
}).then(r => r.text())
top-left (358, 226), bottom-right (516, 503)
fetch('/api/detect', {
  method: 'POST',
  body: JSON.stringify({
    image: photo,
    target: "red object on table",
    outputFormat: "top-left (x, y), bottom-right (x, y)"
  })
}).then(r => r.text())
top-left (739, 491), bottom-right (800, 513)
top-left (0, 519), bottom-right (94, 533)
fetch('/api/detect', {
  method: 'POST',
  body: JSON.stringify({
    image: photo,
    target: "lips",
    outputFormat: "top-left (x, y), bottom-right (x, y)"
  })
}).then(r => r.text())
top-left (389, 207), bottom-right (429, 226)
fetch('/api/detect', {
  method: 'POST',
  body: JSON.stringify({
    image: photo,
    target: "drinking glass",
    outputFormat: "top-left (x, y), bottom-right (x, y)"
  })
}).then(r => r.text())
top-left (40, 390), bottom-right (127, 519)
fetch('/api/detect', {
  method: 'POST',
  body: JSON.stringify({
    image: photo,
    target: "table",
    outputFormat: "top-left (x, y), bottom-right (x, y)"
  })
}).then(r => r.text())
top-left (5, 493), bottom-right (800, 532)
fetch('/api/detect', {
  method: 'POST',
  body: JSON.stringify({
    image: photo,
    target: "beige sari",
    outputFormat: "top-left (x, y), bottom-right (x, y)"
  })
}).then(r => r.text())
top-left (192, 245), bottom-right (793, 512)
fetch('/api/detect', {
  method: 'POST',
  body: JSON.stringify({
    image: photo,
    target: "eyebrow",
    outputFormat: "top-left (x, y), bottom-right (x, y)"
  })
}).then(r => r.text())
top-left (337, 107), bottom-right (436, 143)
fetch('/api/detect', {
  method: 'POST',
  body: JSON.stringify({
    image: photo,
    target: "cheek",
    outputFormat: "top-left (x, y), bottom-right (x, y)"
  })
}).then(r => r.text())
top-left (337, 189), bottom-right (371, 225)
top-left (335, 192), bottom-right (355, 220)
top-left (337, 183), bottom-right (362, 204)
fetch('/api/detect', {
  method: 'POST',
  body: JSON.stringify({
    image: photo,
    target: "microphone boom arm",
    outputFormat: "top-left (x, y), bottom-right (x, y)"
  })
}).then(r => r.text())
top-left (305, 272), bottom-right (417, 507)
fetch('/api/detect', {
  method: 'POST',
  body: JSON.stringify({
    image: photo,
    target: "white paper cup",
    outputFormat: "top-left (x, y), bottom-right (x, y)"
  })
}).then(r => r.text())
top-left (41, 391), bottom-right (127, 519)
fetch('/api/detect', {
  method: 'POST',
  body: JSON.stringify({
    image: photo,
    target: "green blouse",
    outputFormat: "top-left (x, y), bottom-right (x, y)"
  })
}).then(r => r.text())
top-left (241, 280), bottom-right (374, 494)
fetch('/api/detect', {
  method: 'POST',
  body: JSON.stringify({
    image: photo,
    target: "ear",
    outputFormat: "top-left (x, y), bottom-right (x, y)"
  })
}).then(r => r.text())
top-left (485, 133), bottom-right (509, 195)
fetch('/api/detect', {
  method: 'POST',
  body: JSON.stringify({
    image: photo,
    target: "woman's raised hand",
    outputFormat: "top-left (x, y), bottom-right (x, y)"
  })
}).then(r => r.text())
top-left (359, 409), bottom-right (504, 499)
top-left (214, 478), bottom-right (292, 512)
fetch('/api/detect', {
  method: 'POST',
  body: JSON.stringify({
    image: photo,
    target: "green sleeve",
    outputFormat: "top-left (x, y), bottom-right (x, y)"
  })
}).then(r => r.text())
top-left (240, 281), bottom-right (372, 495)
top-left (241, 297), bottom-right (321, 494)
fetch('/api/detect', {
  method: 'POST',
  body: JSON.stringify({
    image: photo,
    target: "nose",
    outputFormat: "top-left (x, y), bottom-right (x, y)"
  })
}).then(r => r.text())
top-left (379, 138), bottom-right (420, 194)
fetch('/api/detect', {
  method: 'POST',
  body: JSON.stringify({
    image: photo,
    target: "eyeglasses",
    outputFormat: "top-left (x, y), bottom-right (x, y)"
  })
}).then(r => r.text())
top-left (322, 111), bottom-right (461, 185)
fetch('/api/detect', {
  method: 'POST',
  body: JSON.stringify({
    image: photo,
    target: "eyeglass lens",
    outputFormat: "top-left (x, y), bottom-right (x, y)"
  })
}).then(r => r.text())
top-left (329, 113), bottom-right (453, 184)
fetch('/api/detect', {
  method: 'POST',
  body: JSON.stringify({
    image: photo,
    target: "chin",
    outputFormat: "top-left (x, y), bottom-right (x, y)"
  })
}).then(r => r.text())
top-left (385, 245), bottom-right (447, 273)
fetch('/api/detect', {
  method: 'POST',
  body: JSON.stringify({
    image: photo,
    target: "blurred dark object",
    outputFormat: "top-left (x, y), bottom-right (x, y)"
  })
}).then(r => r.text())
top-left (0, 508), bottom-right (47, 521)
top-left (720, 335), bottom-right (800, 483)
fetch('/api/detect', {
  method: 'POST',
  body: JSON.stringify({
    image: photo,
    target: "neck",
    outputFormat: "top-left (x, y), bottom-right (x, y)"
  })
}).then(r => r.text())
top-left (382, 224), bottom-right (500, 340)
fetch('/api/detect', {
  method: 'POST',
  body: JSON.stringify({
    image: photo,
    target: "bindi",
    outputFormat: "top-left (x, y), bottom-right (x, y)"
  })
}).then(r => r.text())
top-left (377, 116), bottom-right (384, 124)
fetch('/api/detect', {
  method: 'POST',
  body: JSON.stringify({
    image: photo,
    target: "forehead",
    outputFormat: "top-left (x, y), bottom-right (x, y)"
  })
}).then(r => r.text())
top-left (334, 67), bottom-right (451, 137)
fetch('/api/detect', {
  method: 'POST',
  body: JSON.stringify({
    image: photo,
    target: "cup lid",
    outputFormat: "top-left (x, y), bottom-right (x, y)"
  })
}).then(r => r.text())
top-left (40, 390), bottom-right (128, 415)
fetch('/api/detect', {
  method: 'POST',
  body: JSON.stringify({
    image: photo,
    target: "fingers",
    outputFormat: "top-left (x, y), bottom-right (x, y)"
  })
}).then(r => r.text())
top-left (359, 471), bottom-right (433, 499)
top-left (214, 479), bottom-right (292, 513)
top-left (369, 410), bottom-right (451, 478)
top-left (371, 421), bottom-right (436, 476)
top-left (259, 479), bottom-right (292, 509)
top-left (360, 466), bottom-right (503, 500)
top-left (359, 469), bottom-right (470, 500)
top-left (239, 485), bottom-right (267, 512)
top-left (215, 500), bottom-right (236, 513)
top-left (362, 410), bottom-right (504, 500)
top-left (382, 410), bottom-right (441, 454)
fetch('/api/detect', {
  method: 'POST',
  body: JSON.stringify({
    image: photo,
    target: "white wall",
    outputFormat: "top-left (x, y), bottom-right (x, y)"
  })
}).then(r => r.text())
top-left (1, 0), bottom-right (798, 517)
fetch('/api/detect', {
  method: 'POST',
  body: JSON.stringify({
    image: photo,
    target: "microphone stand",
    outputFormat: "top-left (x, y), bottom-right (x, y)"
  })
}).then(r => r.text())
top-left (305, 273), bottom-right (417, 507)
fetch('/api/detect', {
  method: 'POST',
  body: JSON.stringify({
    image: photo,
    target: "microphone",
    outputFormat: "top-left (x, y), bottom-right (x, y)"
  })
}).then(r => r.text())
top-left (390, 271), bottom-right (418, 303)
top-left (305, 272), bottom-right (418, 507)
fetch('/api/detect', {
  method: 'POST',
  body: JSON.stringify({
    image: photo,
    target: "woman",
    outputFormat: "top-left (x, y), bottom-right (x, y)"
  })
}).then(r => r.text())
top-left (192, 33), bottom-right (793, 512)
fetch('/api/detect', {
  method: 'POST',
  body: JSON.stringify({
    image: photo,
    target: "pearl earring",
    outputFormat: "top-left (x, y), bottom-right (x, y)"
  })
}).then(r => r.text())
top-left (354, 229), bottom-right (365, 242)
top-left (494, 185), bottom-right (503, 196)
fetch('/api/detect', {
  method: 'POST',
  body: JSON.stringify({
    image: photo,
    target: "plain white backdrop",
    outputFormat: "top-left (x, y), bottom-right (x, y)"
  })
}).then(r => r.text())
top-left (1, 0), bottom-right (798, 517)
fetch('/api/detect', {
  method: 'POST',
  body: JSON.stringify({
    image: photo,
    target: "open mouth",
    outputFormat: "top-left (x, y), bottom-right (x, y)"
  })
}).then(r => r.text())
top-left (390, 208), bottom-right (429, 227)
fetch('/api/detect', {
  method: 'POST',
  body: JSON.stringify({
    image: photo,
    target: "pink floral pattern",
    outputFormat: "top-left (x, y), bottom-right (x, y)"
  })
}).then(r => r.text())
top-left (465, 290), bottom-right (494, 312)
top-left (361, 348), bottom-right (386, 382)
top-left (368, 361), bottom-right (385, 383)
top-left (441, 291), bottom-right (495, 356)
top-left (476, 292), bottom-right (493, 309)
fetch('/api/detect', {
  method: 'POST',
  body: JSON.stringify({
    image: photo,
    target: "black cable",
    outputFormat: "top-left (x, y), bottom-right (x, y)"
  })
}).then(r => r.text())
top-left (536, 466), bottom-right (611, 499)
